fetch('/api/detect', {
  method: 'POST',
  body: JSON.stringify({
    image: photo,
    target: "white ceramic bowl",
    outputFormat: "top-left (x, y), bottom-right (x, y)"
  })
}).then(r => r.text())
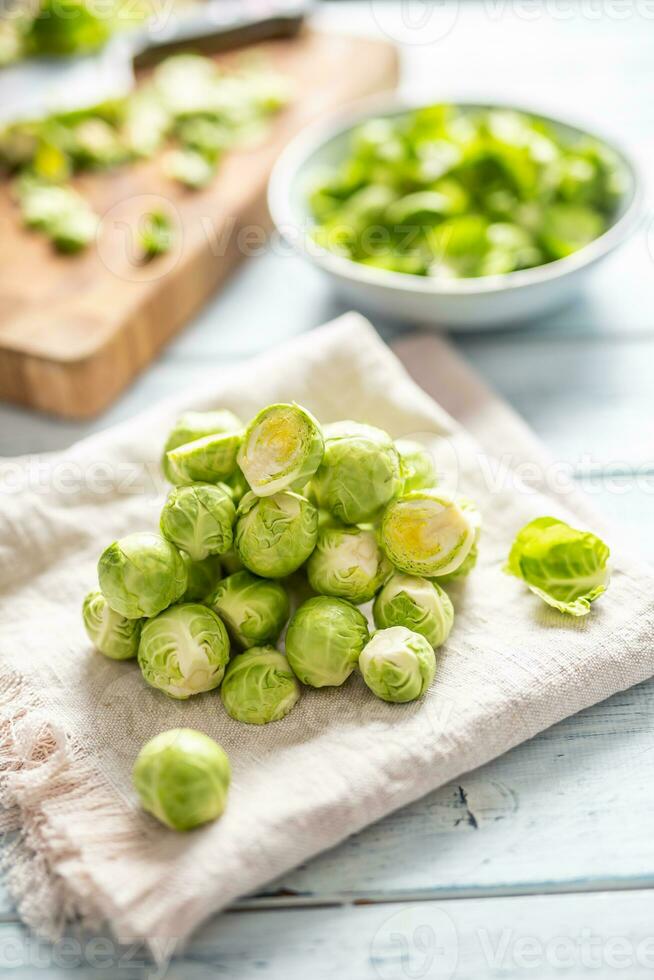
top-left (268, 98), bottom-right (643, 330)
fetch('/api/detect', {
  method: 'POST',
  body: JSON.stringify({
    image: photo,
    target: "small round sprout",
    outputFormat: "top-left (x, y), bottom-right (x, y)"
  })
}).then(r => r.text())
top-left (98, 532), bottom-right (187, 619)
top-left (359, 626), bottom-right (436, 703)
top-left (237, 403), bottom-right (324, 497)
top-left (162, 409), bottom-right (242, 482)
top-left (234, 490), bottom-right (318, 578)
top-left (396, 439), bottom-right (438, 494)
top-left (82, 590), bottom-right (142, 660)
top-left (180, 553), bottom-right (222, 602)
top-left (133, 729), bottom-right (230, 831)
top-left (285, 596), bottom-right (369, 687)
top-left (206, 570), bottom-right (289, 650)
top-left (311, 421), bottom-right (402, 524)
top-left (166, 430), bottom-right (242, 486)
top-left (138, 603), bottom-right (230, 699)
top-left (307, 524), bottom-right (392, 604)
top-left (160, 483), bottom-right (235, 562)
top-left (381, 489), bottom-right (475, 577)
top-left (220, 646), bottom-right (300, 725)
top-left (373, 574), bottom-right (453, 648)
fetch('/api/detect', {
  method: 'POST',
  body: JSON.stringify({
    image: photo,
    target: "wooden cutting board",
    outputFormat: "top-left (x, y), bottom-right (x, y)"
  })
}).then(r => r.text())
top-left (0, 30), bottom-right (398, 419)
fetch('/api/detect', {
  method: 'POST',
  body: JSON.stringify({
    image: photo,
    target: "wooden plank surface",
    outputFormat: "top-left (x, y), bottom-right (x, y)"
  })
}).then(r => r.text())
top-left (1, 1), bottom-right (654, 976)
top-left (0, 30), bottom-right (398, 418)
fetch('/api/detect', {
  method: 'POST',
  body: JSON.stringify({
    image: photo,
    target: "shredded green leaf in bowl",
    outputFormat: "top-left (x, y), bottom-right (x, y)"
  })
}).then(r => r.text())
top-left (308, 105), bottom-right (629, 279)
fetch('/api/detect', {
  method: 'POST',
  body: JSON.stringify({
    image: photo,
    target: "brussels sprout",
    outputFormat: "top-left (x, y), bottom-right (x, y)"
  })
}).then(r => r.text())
top-left (166, 431), bottom-right (242, 486)
top-left (505, 516), bottom-right (610, 616)
top-left (311, 421), bottom-right (402, 524)
top-left (98, 532), bottom-right (187, 619)
top-left (234, 490), bottom-right (318, 578)
top-left (307, 524), bottom-right (392, 604)
top-left (359, 626), bottom-right (436, 703)
top-left (82, 590), bottom-right (142, 660)
top-left (373, 574), bottom-right (453, 648)
top-left (162, 409), bottom-right (242, 482)
top-left (396, 439), bottom-right (438, 494)
top-left (381, 489), bottom-right (475, 577)
top-left (220, 646), bottom-right (300, 725)
top-left (435, 498), bottom-right (481, 583)
top-left (285, 596), bottom-right (369, 687)
top-left (160, 483), bottom-right (235, 562)
top-left (237, 403), bottom-right (324, 497)
top-left (133, 729), bottom-right (230, 831)
top-left (180, 553), bottom-right (222, 602)
top-left (138, 603), bottom-right (230, 699)
top-left (221, 549), bottom-right (245, 575)
top-left (206, 570), bottom-right (289, 649)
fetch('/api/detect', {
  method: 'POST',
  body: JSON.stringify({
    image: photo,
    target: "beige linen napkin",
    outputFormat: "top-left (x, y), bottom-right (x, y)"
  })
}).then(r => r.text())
top-left (1, 312), bottom-right (653, 955)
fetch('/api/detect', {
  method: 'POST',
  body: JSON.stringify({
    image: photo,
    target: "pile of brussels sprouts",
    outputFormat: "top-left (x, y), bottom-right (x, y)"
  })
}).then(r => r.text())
top-left (83, 403), bottom-right (482, 829)
top-left (83, 401), bottom-right (610, 831)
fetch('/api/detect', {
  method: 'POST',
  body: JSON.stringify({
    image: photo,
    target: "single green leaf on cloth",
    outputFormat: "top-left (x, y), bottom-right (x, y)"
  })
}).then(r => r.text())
top-left (505, 516), bottom-right (610, 616)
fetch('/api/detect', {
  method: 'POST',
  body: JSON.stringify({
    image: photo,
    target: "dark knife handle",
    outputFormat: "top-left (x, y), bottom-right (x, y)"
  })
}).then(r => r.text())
top-left (133, 0), bottom-right (311, 69)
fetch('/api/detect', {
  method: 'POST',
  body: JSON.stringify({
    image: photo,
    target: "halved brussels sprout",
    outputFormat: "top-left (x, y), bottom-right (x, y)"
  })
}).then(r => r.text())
top-left (396, 439), bottom-right (438, 494)
top-left (220, 646), bottom-right (300, 725)
top-left (436, 498), bottom-right (481, 583)
top-left (381, 489), bottom-right (475, 577)
top-left (206, 570), bottom-right (289, 649)
top-left (160, 482), bottom-right (235, 562)
top-left (133, 728), bottom-right (230, 831)
top-left (166, 430), bottom-right (242, 487)
top-left (359, 626), bottom-right (436, 703)
top-left (82, 590), bottom-right (142, 660)
top-left (237, 403), bottom-right (324, 496)
top-left (285, 596), bottom-right (369, 687)
top-left (98, 532), bottom-right (187, 619)
top-left (234, 490), bottom-right (318, 578)
top-left (180, 553), bottom-right (222, 602)
top-left (311, 421), bottom-right (402, 524)
top-left (162, 409), bottom-right (242, 482)
top-left (373, 574), bottom-right (453, 648)
top-left (138, 603), bottom-right (230, 699)
top-left (307, 524), bottom-right (392, 604)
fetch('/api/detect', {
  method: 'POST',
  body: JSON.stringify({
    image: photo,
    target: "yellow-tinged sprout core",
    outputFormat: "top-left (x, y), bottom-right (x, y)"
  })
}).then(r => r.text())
top-left (383, 492), bottom-right (474, 576)
top-left (244, 410), bottom-right (303, 486)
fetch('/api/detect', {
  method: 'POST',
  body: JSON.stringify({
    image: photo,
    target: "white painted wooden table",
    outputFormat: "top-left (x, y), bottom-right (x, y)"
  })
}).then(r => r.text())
top-left (1, 4), bottom-right (654, 976)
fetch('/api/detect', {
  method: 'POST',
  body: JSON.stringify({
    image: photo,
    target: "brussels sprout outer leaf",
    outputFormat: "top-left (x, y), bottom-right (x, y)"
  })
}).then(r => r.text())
top-left (504, 516), bottom-right (610, 616)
